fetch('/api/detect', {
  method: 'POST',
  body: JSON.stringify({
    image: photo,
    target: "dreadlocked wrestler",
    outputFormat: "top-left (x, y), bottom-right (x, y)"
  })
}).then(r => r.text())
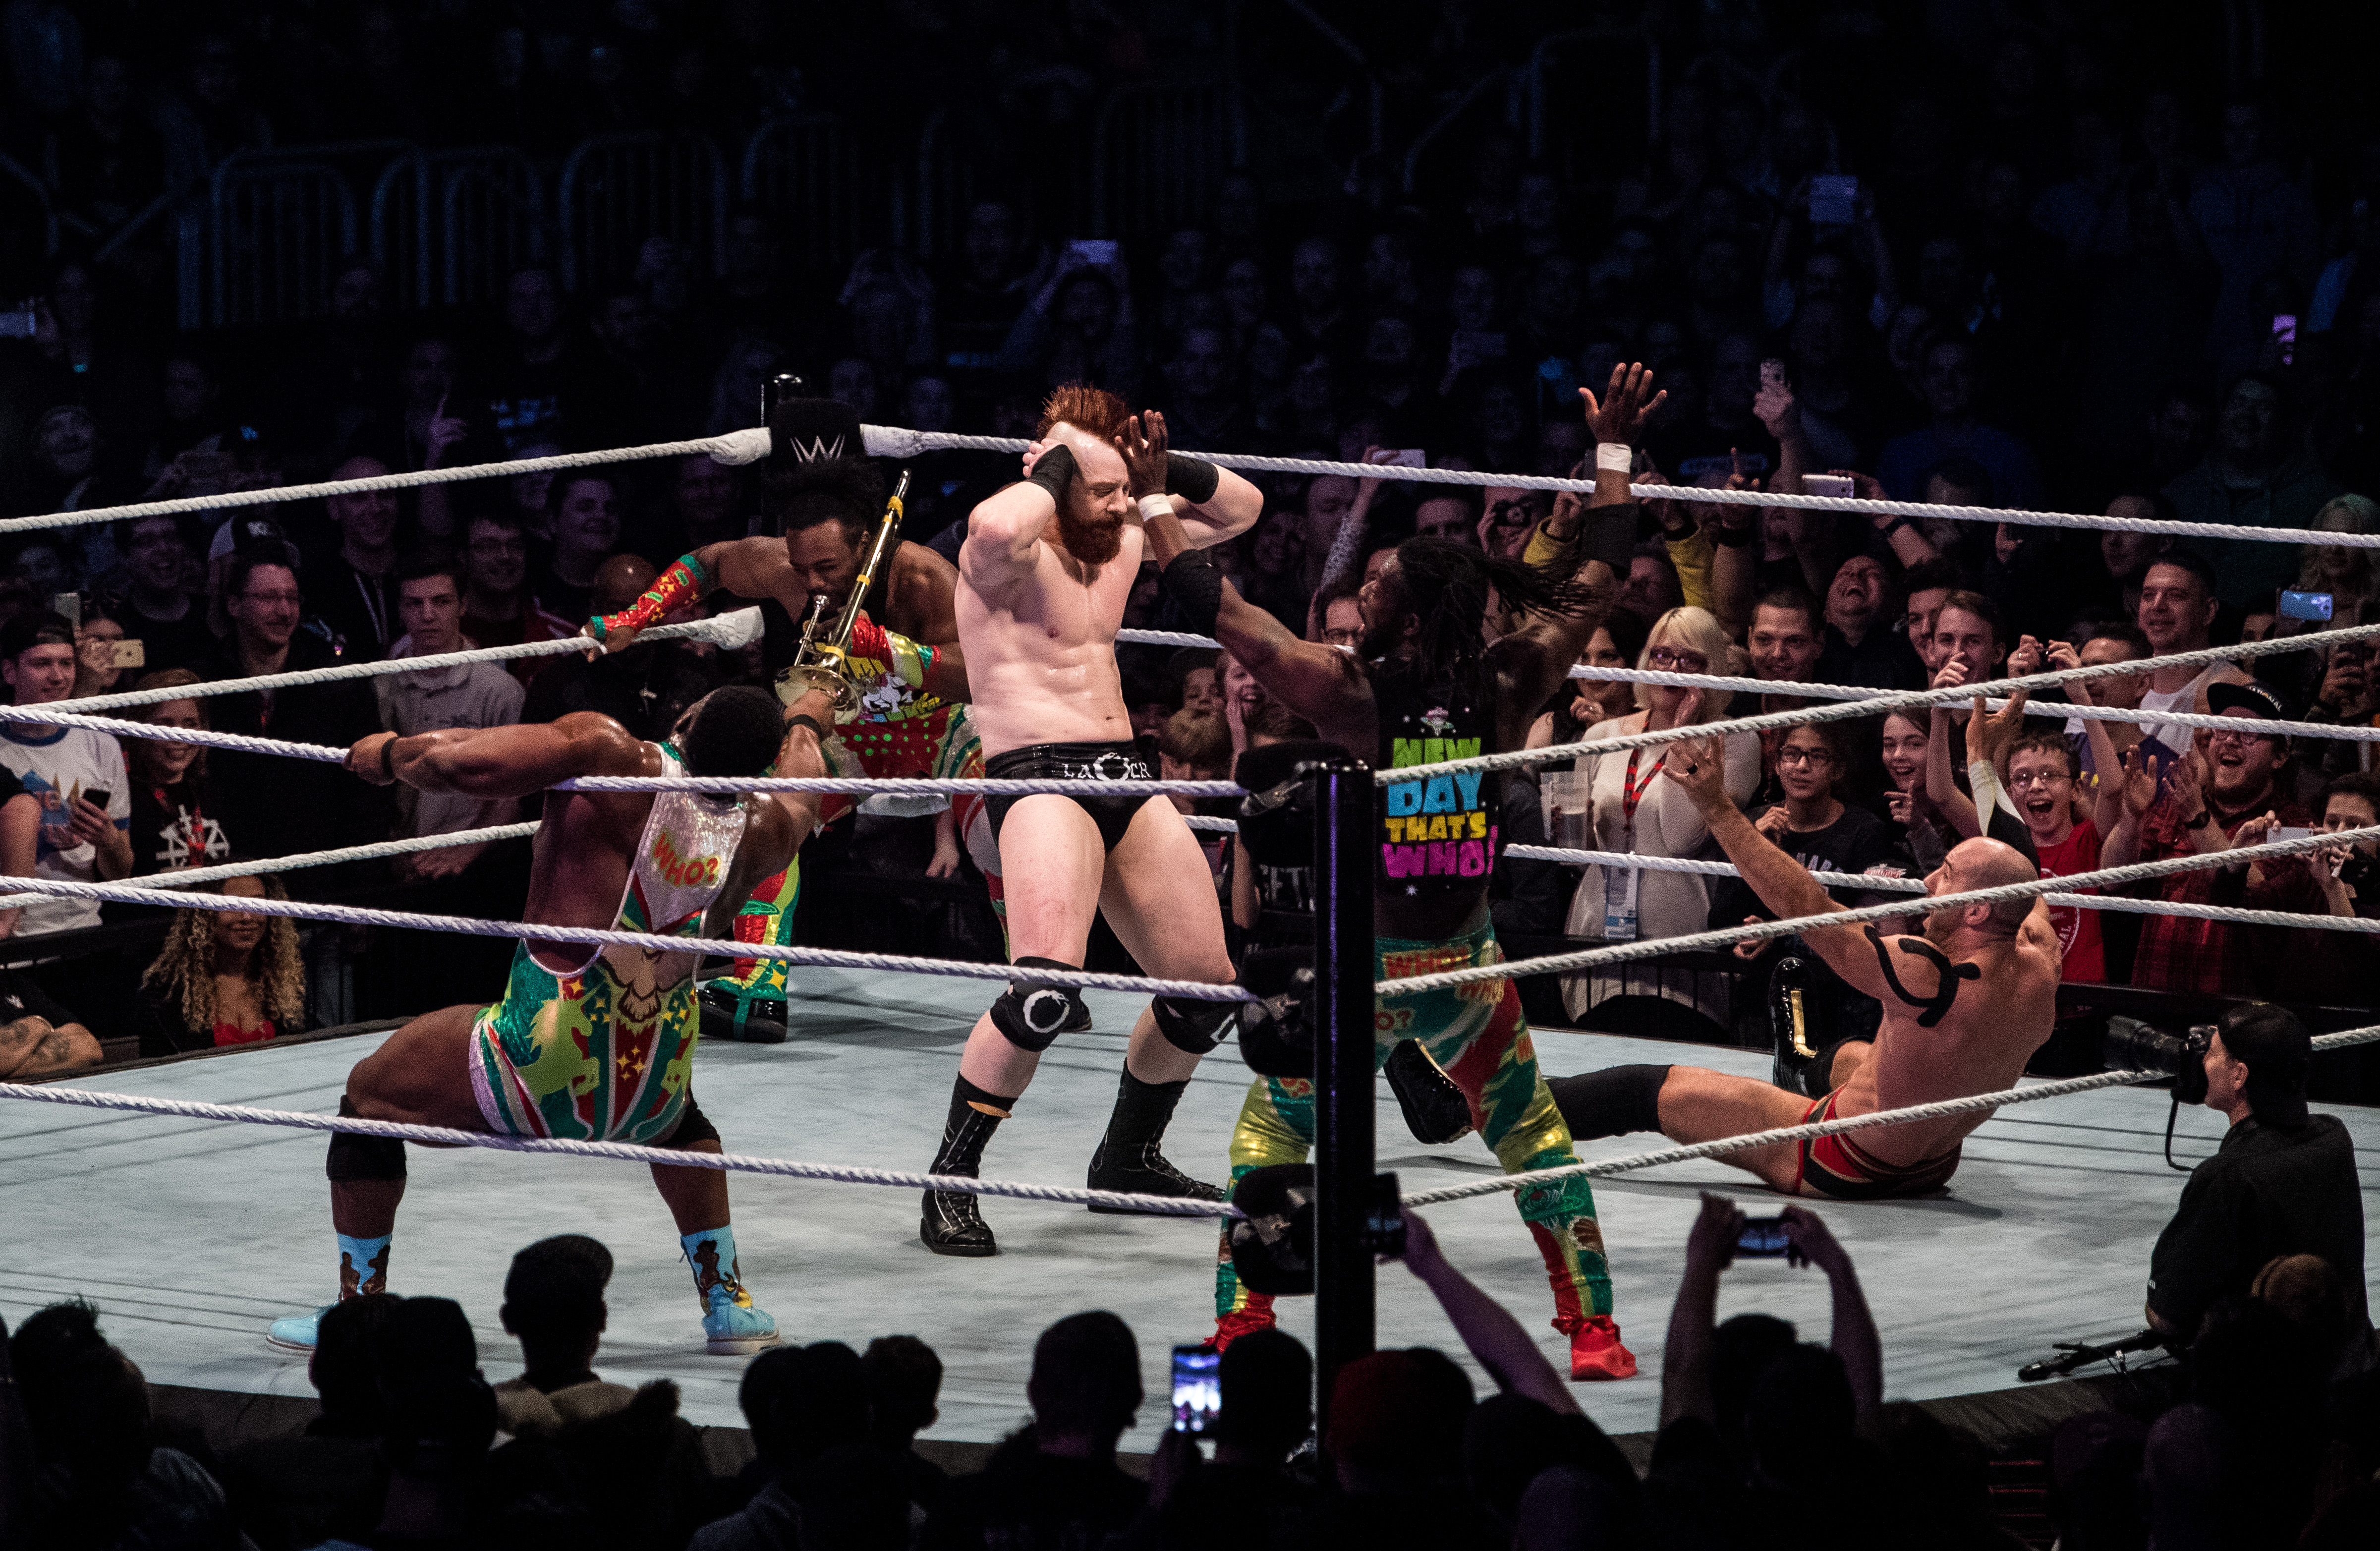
top-left (1146, 367), bottom-right (1675, 1381)
top-left (266, 679), bottom-right (841, 1357)
top-left (585, 397), bottom-right (970, 1042)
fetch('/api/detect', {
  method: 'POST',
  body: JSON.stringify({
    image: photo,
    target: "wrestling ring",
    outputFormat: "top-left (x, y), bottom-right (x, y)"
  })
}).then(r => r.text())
top-left (1, 430), bottom-right (2376, 1449)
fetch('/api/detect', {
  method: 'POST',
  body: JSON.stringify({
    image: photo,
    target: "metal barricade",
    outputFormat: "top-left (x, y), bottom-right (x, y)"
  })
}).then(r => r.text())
top-left (1525, 29), bottom-right (1659, 184)
top-left (0, 152), bottom-right (58, 267)
top-left (1088, 78), bottom-right (1245, 238)
top-left (740, 115), bottom-right (866, 275)
top-left (436, 149), bottom-right (549, 308)
top-left (559, 131), bottom-right (727, 293)
top-left (208, 140), bottom-right (416, 328)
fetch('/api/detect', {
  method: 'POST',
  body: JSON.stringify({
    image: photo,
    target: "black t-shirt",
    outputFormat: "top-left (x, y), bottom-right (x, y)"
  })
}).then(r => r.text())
top-left (1710, 803), bottom-right (1913, 937)
top-left (128, 776), bottom-right (231, 875)
top-left (2148, 1112), bottom-right (2370, 1338)
top-left (105, 591), bottom-right (221, 679)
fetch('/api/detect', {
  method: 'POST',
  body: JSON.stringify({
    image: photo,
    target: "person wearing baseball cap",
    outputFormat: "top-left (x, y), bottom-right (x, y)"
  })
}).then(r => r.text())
top-left (2146, 1004), bottom-right (2368, 1343)
top-left (2106, 675), bottom-right (2326, 999)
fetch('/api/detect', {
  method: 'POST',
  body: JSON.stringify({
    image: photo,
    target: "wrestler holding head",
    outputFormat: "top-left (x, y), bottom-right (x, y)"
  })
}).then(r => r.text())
top-left (921, 388), bottom-right (1262, 1256)
top-left (1549, 714), bottom-right (2062, 1199)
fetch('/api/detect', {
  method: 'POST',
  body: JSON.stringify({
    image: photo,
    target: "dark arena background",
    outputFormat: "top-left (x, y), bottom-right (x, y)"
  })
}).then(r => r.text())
top-left (0, 4), bottom-right (2375, 1548)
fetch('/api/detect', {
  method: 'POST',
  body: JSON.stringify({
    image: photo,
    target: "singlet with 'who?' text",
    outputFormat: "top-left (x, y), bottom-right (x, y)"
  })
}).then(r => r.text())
top-left (1371, 660), bottom-right (1501, 900)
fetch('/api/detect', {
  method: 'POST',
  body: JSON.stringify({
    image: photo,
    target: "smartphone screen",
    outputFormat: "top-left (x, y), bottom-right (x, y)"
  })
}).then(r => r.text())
top-left (2272, 313), bottom-right (2297, 366)
top-left (113, 639), bottom-right (147, 669)
top-left (1066, 239), bottom-right (1122, 269)
top-left (2267, 826), bottom-right (2314, 846)
top-left (1736, 1216), bottom-right (1792, 1257)
top-left (2278, 589), bottom-right (2333, 622)
top-left (1809, 175), bottom-right (1858, 225)
top-left (1802, 473), bottom-right (1854, 500)
top-left (1386, 449), bottom-right (1429, 468)
top-left (82, 789), bottom-right (112, 812)
top-left (1170, 1344), bottom-right (1220, 1434)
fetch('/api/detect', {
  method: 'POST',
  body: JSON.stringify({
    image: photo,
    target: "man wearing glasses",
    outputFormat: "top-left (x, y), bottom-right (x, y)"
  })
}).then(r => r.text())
top-left (2102, 681), bottom-right (2325, 996)
top-left (202, 555), bottom-right (387, 880)
top-left (459, 513), bottom-right (575, 685)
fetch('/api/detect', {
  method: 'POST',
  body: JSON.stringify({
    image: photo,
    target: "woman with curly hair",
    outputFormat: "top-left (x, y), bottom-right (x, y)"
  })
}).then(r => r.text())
top-left (131, 871), bottom-right (308, 1055)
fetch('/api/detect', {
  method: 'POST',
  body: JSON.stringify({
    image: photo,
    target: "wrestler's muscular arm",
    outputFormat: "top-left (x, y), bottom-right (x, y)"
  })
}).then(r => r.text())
top-left (350, 711), bottom-right (652, 798)
top-left (705, 687), bottom-right (839, 939)
top-left (1666, 734), bottom-right (1933, 1004)
top-left (1134, 456), bottom-right (1375, 752)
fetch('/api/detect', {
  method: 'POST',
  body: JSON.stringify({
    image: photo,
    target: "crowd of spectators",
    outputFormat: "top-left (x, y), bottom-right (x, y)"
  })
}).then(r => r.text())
top-left (4, 1203), bottom-right (2372, 1549)
top-left (0, 6), bottom-right (2378, 1067)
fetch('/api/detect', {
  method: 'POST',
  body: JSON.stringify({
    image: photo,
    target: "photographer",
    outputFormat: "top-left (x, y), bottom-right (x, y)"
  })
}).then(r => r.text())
top-left (2144, 1005), bottom-right (2370, 1342)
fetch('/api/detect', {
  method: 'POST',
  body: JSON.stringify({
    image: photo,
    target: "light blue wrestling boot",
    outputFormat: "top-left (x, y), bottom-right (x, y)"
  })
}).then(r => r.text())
top-left (682, 1225), bottom-right (779, 1355)
top-left (267, 1231), bottom-right (392, 1351)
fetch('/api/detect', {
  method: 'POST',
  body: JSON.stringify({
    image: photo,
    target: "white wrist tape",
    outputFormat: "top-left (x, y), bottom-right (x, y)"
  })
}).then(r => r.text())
top-left (1595, 443), bottom-right (1634, 473)
top-left (1138, 494), bottom-right (1174, 522)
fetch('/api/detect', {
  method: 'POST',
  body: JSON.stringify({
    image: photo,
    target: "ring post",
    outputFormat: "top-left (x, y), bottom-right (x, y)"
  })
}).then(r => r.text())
top-left (1311, 757), bottom-right (1377, 1423)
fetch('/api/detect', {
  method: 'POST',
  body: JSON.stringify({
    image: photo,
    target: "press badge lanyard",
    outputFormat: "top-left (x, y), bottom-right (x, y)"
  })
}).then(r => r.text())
top-left (1604, 747), bottom-right (1665, 941)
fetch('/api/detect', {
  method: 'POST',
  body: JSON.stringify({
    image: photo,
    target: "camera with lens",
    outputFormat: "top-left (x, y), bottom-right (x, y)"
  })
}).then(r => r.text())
top-left (2104, 1015), bottom-right (2214, 1106)
top-left (1225, 1165), bottom-right (1406, 1295)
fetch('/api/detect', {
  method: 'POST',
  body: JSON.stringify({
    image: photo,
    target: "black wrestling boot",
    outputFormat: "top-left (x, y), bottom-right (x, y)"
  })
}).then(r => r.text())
top-left (1085, 1068), bottom-right (1224, 1213)
top-left (921, 1077), bottom-right (1014, 1257)
top-left (699, 983), bottom-right (789, 1045)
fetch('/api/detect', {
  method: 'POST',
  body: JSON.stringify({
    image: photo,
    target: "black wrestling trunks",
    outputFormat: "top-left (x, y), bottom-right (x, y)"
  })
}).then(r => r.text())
top-left (985, 741), bottom-right (1157, 853)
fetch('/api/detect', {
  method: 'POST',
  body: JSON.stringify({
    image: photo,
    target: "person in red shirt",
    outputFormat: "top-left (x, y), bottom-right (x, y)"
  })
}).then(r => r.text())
top-left (2103, 681), bottom-right (2324, 997)
top-left (2005, 732), bottom-right (2107, 982)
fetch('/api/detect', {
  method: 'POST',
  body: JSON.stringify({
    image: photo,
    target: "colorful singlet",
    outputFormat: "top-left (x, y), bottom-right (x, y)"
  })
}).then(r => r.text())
top-left (1372, 660), bottom-right (1502, 899)
top-left (470, 748), bottom-right (749, 1143)
top-left (770, 606), bottom-right (963, 825)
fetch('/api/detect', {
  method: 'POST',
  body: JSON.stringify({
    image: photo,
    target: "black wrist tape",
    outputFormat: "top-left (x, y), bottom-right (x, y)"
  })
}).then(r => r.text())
top-left (1163, 549), bottom-right (1225, 637)
top-left (785, 714), bottom-right (828, 743)
top-left (1165, 452), bottom-right (1220, 504)
top-left (1026, 443), bottom-right (1077, 506)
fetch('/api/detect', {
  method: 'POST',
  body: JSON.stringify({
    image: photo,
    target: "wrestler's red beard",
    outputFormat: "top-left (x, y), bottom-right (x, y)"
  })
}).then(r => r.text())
top-left (1056, 500), bottom-right (1126, 565)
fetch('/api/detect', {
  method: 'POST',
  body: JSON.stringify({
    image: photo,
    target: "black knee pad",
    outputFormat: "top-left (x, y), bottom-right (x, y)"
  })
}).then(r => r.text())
top-left (1549, 1063), bottom-right (1672, 1142)
top-left (1151, 987), bottom-right (1237, 1056)
top-left (663, 1095), bottom-right (720, 1149)
top-left (327, 1098), bottom-right (406, 1181)
top-left (991, 957), bottom-right (1086, 1053)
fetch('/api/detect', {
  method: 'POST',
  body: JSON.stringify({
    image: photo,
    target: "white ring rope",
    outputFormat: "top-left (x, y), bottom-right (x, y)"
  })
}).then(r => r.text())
top-left (15, 420), bottom-right (2369, 551)
top-left (0, 1082), bottom-right (1238, 1217)
top-left (556, 775), bottom-right (1247, 797)
top-left (0, 873), bottom-right (1258, 1002)
top-left (1396, 1024), bottom-right (2380, 1208)
top-left (856, 428), bottom-right (2380, 551)
top-left (45, 610), bottom-right (764, 716)
top-left (1378, 823), bottom-right (2380, 994)
top-left (1382, 621), bottom-right (2380, 784)
top-left (0, 821), bottom-right (541, 911)
top-left (4, 1024), bottom-right (2369, 1219)
top-left (1504, 844), bottom-right (1929, 893)
top-left (0, 433), bottom-right (756, 536)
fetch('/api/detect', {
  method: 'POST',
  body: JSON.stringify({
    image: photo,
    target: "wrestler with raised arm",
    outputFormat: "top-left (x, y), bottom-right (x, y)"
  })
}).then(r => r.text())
top-left (584, 397), bottom-right (969, 1042)
top-left (1549, 706), bottom-right (2062, 1199)
top-left (266, 676), bottom-right (842, 1355)
top-left (1145, 364), bottom-right (1663, 1381)
top-left (921, 387), bottom-right (1261, 1257)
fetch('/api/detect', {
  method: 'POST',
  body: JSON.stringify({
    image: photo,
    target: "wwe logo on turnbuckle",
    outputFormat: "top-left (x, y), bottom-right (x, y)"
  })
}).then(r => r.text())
top-left (781, 432), bottom-right (848, 462)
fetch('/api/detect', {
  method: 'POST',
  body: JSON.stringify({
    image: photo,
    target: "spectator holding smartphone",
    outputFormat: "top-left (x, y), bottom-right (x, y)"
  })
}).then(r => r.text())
top-left (0, 612), bottom-right (133, 932)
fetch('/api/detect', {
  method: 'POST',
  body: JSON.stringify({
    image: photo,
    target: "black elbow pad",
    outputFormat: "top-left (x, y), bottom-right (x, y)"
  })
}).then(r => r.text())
top-left (1163, 549), bottom-right (1224, 637)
